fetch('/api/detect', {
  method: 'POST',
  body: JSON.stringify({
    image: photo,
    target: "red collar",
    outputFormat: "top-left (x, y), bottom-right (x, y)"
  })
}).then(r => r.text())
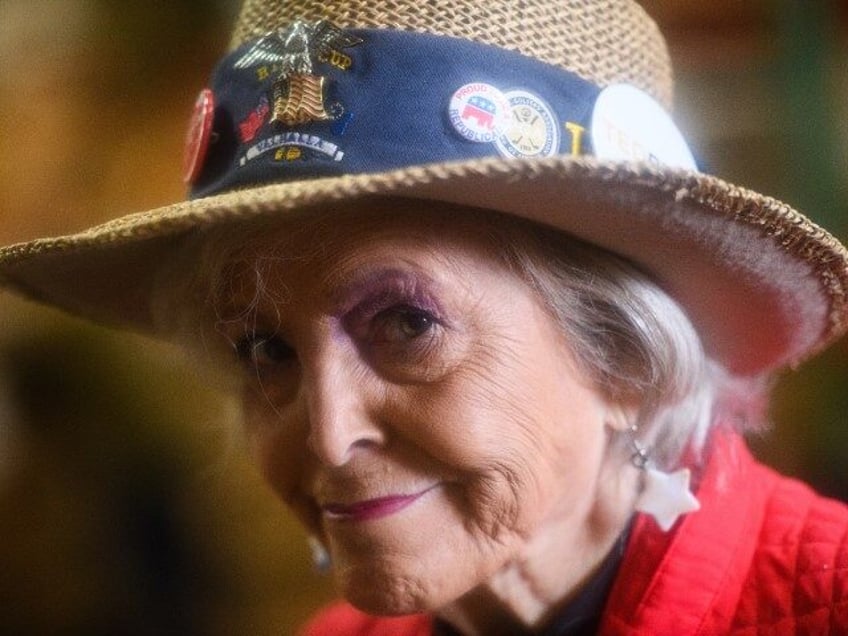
top-left (601, 431), bottom-right (767, 634)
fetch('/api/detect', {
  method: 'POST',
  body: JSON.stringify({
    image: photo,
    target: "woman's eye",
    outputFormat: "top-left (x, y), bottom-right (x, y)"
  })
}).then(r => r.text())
top-left (375, 307), bottom-right (437, 342)
top-left (235, 334), bottom-right (295, 368)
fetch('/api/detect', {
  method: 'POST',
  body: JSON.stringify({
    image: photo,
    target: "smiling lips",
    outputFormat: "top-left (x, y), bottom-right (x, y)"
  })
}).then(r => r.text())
top-left (322, 485), bottom-right (437, 522)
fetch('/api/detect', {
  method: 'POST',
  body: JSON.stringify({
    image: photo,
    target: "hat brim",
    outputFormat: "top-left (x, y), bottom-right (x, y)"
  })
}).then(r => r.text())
top-left (1, 155), bottom-right (846, 375)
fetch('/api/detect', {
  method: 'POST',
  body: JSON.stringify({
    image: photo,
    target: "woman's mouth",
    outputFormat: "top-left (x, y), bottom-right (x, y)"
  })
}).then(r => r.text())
top-left (322, 485), bottom-right (438, 522)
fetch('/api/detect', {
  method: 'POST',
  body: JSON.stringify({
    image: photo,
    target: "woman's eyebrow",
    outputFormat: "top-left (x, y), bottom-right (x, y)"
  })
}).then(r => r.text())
top-left (325, 267), bottom-right (426, 314)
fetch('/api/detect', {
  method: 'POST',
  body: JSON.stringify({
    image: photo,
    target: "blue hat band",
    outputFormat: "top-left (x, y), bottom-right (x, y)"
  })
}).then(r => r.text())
top-left (189, 27), bottom-right (602, 199)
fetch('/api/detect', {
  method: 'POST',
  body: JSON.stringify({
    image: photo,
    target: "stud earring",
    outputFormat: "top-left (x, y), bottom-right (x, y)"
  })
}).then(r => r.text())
top-left (628, 425), bottom-right (700, 531)
top-left (307, 535), bottom-right (332, 573)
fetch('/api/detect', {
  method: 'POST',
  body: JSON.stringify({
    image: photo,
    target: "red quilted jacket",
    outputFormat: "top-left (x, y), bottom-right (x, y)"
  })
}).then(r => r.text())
top-left (300, 433), bottom-right (848, 635)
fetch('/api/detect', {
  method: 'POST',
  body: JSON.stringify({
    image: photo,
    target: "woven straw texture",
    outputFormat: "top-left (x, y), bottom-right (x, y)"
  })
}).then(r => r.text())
top-left (230, 0), bottom-right (674, 108)
top-left (2, 156), bottom-right (847, 373)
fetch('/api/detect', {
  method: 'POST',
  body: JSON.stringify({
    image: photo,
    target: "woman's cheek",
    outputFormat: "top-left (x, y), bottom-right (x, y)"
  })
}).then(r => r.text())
top-left (247, 426), bottom-right (324, 538)
top-left (242, 395), bottom-right (304, 495)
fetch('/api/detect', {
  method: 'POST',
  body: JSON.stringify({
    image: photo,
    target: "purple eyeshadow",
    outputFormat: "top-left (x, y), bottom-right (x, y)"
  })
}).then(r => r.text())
top-left (331, 268), bottom-right (443, 322)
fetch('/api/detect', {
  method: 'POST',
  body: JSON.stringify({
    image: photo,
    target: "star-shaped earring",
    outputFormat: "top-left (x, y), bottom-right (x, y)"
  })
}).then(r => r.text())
top-left (308, 535), bottom-right (332, 573)
top-left (635, 467), bottom-right (701, 531)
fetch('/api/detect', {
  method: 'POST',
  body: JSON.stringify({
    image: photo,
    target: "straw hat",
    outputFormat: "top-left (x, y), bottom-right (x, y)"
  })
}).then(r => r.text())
top-left (1, 0), bottom-right (847, 375)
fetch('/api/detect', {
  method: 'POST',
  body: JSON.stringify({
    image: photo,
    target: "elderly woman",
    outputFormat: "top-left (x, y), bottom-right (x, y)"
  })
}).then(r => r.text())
top-left (1, 0), bottom-right (847, 634)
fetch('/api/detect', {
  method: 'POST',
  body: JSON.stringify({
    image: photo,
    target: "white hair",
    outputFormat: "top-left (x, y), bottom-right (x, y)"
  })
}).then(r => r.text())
top-left (483, 215), bottom-right (770, 467)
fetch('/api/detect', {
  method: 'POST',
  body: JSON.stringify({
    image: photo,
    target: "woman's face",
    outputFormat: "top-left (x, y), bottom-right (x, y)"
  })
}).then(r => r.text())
top-left (219, 207), bottom-right (623, 614)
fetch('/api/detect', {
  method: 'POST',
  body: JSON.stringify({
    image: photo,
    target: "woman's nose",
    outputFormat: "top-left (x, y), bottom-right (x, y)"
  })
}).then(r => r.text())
top-left (300, 342), bottom-right (385, 467)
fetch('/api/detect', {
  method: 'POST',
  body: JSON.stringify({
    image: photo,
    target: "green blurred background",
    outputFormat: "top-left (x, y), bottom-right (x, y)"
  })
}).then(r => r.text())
top-left (0, 1), bottom-right (846, 634)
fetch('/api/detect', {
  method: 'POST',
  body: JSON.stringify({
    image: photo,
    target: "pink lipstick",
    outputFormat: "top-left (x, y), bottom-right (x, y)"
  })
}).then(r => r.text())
top-left (322, 487), bottom-right (434, 522)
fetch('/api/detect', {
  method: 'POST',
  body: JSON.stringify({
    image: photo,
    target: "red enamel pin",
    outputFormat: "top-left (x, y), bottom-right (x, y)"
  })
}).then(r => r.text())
top-left (183, 88), bottom-right (215, 185)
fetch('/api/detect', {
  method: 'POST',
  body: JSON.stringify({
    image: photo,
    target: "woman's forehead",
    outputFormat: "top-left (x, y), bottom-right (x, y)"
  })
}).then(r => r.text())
top-left (214, 204), bottom-right (511, 308)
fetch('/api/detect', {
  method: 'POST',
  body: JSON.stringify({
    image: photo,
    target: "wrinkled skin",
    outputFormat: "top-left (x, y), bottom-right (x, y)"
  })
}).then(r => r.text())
top-left (217, 205), bottom-right (638, 634)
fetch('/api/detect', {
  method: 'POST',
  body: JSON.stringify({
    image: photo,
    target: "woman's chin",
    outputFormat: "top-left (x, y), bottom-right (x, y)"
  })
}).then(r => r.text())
top-left (333, 557), bottom-right (459, 616)
top-left (339, 574), bottom-right (430, 616)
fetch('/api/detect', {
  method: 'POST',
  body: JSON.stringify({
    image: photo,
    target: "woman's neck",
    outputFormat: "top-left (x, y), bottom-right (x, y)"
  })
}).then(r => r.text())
top-left (436, 459), bottom-right (640, 636)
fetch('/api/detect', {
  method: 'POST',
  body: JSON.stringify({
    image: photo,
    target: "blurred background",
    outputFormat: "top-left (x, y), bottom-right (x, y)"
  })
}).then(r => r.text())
top-left (1, 1), bottom-right (846, 634)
